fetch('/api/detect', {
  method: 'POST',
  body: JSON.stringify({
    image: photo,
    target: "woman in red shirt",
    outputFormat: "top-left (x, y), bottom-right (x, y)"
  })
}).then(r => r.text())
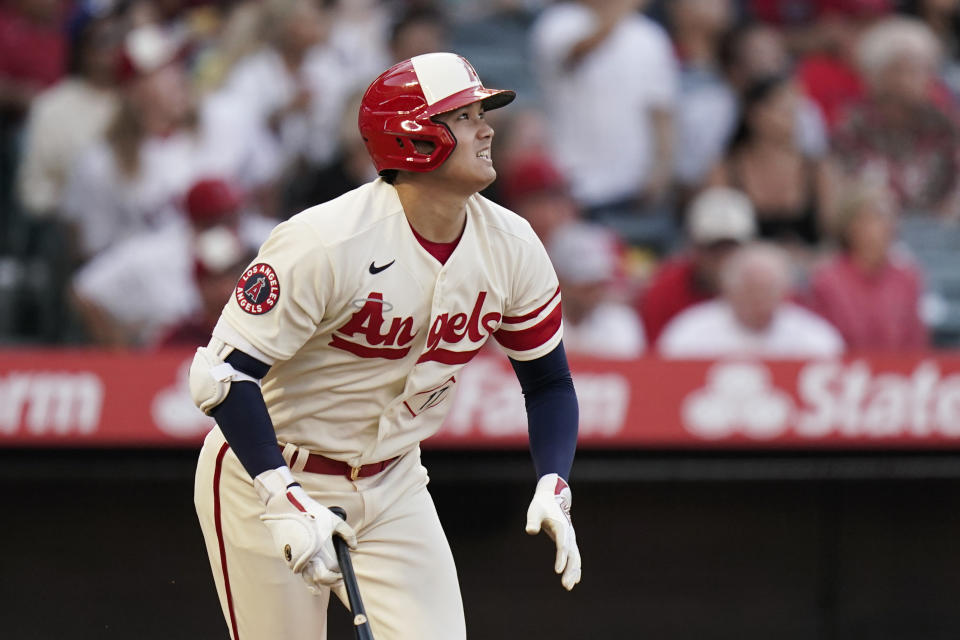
top-left (808, 180), bottom-right (928, 351)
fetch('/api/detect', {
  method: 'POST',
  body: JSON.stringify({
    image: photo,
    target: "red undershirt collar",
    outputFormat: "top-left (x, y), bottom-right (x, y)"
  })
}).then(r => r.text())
top-left (409, 224), bottom-right (463, 265)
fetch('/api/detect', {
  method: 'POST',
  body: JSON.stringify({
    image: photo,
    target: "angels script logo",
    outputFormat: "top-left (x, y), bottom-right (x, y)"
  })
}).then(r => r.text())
top-left (330, 291), bottom-right (501, 365)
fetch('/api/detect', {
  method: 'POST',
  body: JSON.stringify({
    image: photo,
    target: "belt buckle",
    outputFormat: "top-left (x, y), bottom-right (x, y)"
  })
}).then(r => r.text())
top-left (349, 465), bottom-right (361, 481)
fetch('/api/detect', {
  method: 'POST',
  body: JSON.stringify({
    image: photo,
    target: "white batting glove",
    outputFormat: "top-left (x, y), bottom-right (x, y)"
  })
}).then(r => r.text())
top-left (525, 473), bottom-right (582, 591)
top-left (254, 467), bottom-right (357, 594)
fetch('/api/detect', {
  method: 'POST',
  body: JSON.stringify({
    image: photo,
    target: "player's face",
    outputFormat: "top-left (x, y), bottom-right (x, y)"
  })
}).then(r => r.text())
top-left (433, 102), bottom-right (497, 193)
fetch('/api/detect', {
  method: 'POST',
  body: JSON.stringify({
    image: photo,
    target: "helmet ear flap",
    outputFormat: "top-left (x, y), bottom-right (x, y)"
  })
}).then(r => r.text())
top-left (366, 113), bottom-right (457, 172)
top-left (428, 119), bottom-right (457, 166)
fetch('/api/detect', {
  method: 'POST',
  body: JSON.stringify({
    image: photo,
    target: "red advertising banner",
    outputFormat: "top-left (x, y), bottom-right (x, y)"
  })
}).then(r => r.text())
top-left (2, 349), bottom-right (960, 448)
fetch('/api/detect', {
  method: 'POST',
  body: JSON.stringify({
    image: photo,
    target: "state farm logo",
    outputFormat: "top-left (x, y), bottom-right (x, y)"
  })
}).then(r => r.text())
top-left (0, 371), bottom-right (103, 435)
top-left (682, 361), bottom-right (960, 440)
top-left (683, 363), bottom-right (792, 439)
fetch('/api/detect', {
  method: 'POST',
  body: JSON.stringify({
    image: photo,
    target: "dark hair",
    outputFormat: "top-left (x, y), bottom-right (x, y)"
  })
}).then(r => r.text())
top-left (380, 169), bottom-right (399, 184)
top-left (389, 6), bottom-right (448, 48)
top-left (718, 21), bottom-right (765, 77)
top-left (65, 5), bottom-right (117, 76)
top-left (727, 73), bottom-right (793, 152)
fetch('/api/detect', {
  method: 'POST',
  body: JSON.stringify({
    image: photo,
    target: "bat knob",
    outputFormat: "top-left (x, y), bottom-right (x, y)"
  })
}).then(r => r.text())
top-left (330, 506), bottom-right (347, 520)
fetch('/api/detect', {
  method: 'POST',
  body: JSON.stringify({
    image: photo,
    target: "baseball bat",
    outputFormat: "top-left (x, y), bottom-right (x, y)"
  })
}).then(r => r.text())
top-left (329, 506), bottom-right (375, 640)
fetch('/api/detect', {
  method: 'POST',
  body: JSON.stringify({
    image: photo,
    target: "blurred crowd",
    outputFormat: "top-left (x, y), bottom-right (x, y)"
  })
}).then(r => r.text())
top-left (2, 0), bottom-right (960, 358)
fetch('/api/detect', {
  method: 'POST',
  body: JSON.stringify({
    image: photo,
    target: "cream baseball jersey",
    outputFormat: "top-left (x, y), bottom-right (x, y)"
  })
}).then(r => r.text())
top-left (213, 178), bottom-right (562, 466)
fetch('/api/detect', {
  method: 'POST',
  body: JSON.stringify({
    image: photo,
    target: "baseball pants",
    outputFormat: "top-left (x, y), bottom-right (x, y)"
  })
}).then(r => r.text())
top-left (194, 426), bottom-right (466, 640)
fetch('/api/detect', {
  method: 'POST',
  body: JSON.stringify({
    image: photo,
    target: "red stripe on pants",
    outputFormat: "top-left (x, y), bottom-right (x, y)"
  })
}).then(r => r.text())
top-left (214, 442), bottom-right (241, 640)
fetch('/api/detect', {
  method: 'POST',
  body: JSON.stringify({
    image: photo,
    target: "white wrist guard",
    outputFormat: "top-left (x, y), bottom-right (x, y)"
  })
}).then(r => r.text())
top-left (253, 466), bottom-right (297, 504)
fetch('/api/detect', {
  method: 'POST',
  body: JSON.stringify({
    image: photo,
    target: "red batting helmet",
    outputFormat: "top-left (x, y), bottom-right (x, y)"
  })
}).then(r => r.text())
top-left (358, 52), bottom-right (515, 174)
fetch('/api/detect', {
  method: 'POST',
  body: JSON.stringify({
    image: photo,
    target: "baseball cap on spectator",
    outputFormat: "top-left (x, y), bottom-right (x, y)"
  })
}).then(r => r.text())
top-left (548, 223), bottom-right (620, 285)
top-left (115, 24), bottom-right (186, 83)
top-left (185, 178), bottom-right (242, 229)
top-left (499, 153), bottom-right (568, 208)
top-left (686, 187), bottom-right (757, 246)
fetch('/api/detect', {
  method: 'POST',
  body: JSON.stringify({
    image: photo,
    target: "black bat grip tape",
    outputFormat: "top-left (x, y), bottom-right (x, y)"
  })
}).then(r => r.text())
top-left (329, 506), bottom-right (375, 640)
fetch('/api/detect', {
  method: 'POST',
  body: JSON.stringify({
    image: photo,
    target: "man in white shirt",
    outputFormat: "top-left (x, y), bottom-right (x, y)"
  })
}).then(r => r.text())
top-left (530, 0), bottom-right (678, 213)
top-left (71, 177), bottom-right (266, 346)
top-left (218, 0), bottom-right (372, 173)
top-left (659, 242), bottom-right (844, 358)
top-left (61, 25), bottom-right (281, 260)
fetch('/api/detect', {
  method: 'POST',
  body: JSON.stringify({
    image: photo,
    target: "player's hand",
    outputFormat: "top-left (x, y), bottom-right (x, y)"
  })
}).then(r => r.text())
top-left (254, 467), bottom-right (357, 594)
top-left (525, 473), bottom-right (582, 591)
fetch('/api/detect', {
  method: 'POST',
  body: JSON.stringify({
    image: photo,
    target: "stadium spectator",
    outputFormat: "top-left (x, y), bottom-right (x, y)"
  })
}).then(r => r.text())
top-left (530, 0), bottom-right (678, 218)
top-left (659, 242), bottom-right (845, 358)
top-left (717, 20), bottom-right (829, 159)
top-left (0, 0), bottom-right (67, 242)
top-left (793, 0), bottom-right (893, 131)
top-left (639, 186), bottom-right (756, 346)
top-left (498, 152), bottom-right (579, 245)
top-left (288, 89), bottom-right (376, 209)
top-left (668, 0), bottom-right (736, 191)
top-left (155, 229), bottom-right (253, 348)
top-left (216, 0), bottom-right (366, 210)
top-left (0, 0), bottom-right (67, 121)
top-left (808, 179), bottom-right (929, 351)
top-left (17, 2), bottom-right (121, 219)
top-left (708, 73), bottom-right (837, 246)
top-left (903, 0), bottom-right (960, 100)
top-left (548, 222), bottom-right (645, 359)
top-left (387, 4), bottom-right (447, 63)
top-left (328, 0), bottom-right (390, 86)
top-left (193, 1), bottom-right (271, 94)
top-left (482, 106), bottom-right (554, 202)
top-left (70, 176), bottom-right (264, 347)
top-left (832, 15), bottom-right (960, 218)
top-left (60, 24), bottom-right (281, 260)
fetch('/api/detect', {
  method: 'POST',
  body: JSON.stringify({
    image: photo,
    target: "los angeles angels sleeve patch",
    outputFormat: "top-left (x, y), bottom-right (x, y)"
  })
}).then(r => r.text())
top-left (235, 263), bottom-right (280, 315)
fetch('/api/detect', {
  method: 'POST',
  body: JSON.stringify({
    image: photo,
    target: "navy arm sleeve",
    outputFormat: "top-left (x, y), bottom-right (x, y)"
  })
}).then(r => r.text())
top-left (208, 350), bottom-right (286, 479)
top-left (509, 341), bottom-right (579, 480)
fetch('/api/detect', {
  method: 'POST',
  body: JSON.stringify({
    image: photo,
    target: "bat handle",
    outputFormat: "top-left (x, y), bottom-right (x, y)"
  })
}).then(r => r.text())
top-left (328, 506), bottom-right (374, 640)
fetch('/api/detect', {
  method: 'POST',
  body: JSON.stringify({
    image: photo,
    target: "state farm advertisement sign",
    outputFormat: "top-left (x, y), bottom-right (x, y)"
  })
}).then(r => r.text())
top-left (433, 354), bottom-right (960, 448)
top-left (1, 349), bottom-right (959, 448)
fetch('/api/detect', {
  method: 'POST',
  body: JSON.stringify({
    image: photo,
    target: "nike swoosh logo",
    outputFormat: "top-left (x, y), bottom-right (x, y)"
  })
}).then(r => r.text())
top-left (369, 260), bottom-right (396, 274)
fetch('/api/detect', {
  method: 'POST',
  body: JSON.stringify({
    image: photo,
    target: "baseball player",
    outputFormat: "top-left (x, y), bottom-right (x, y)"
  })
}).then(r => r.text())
top-left (191, 52), bottom-right (581, 640)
